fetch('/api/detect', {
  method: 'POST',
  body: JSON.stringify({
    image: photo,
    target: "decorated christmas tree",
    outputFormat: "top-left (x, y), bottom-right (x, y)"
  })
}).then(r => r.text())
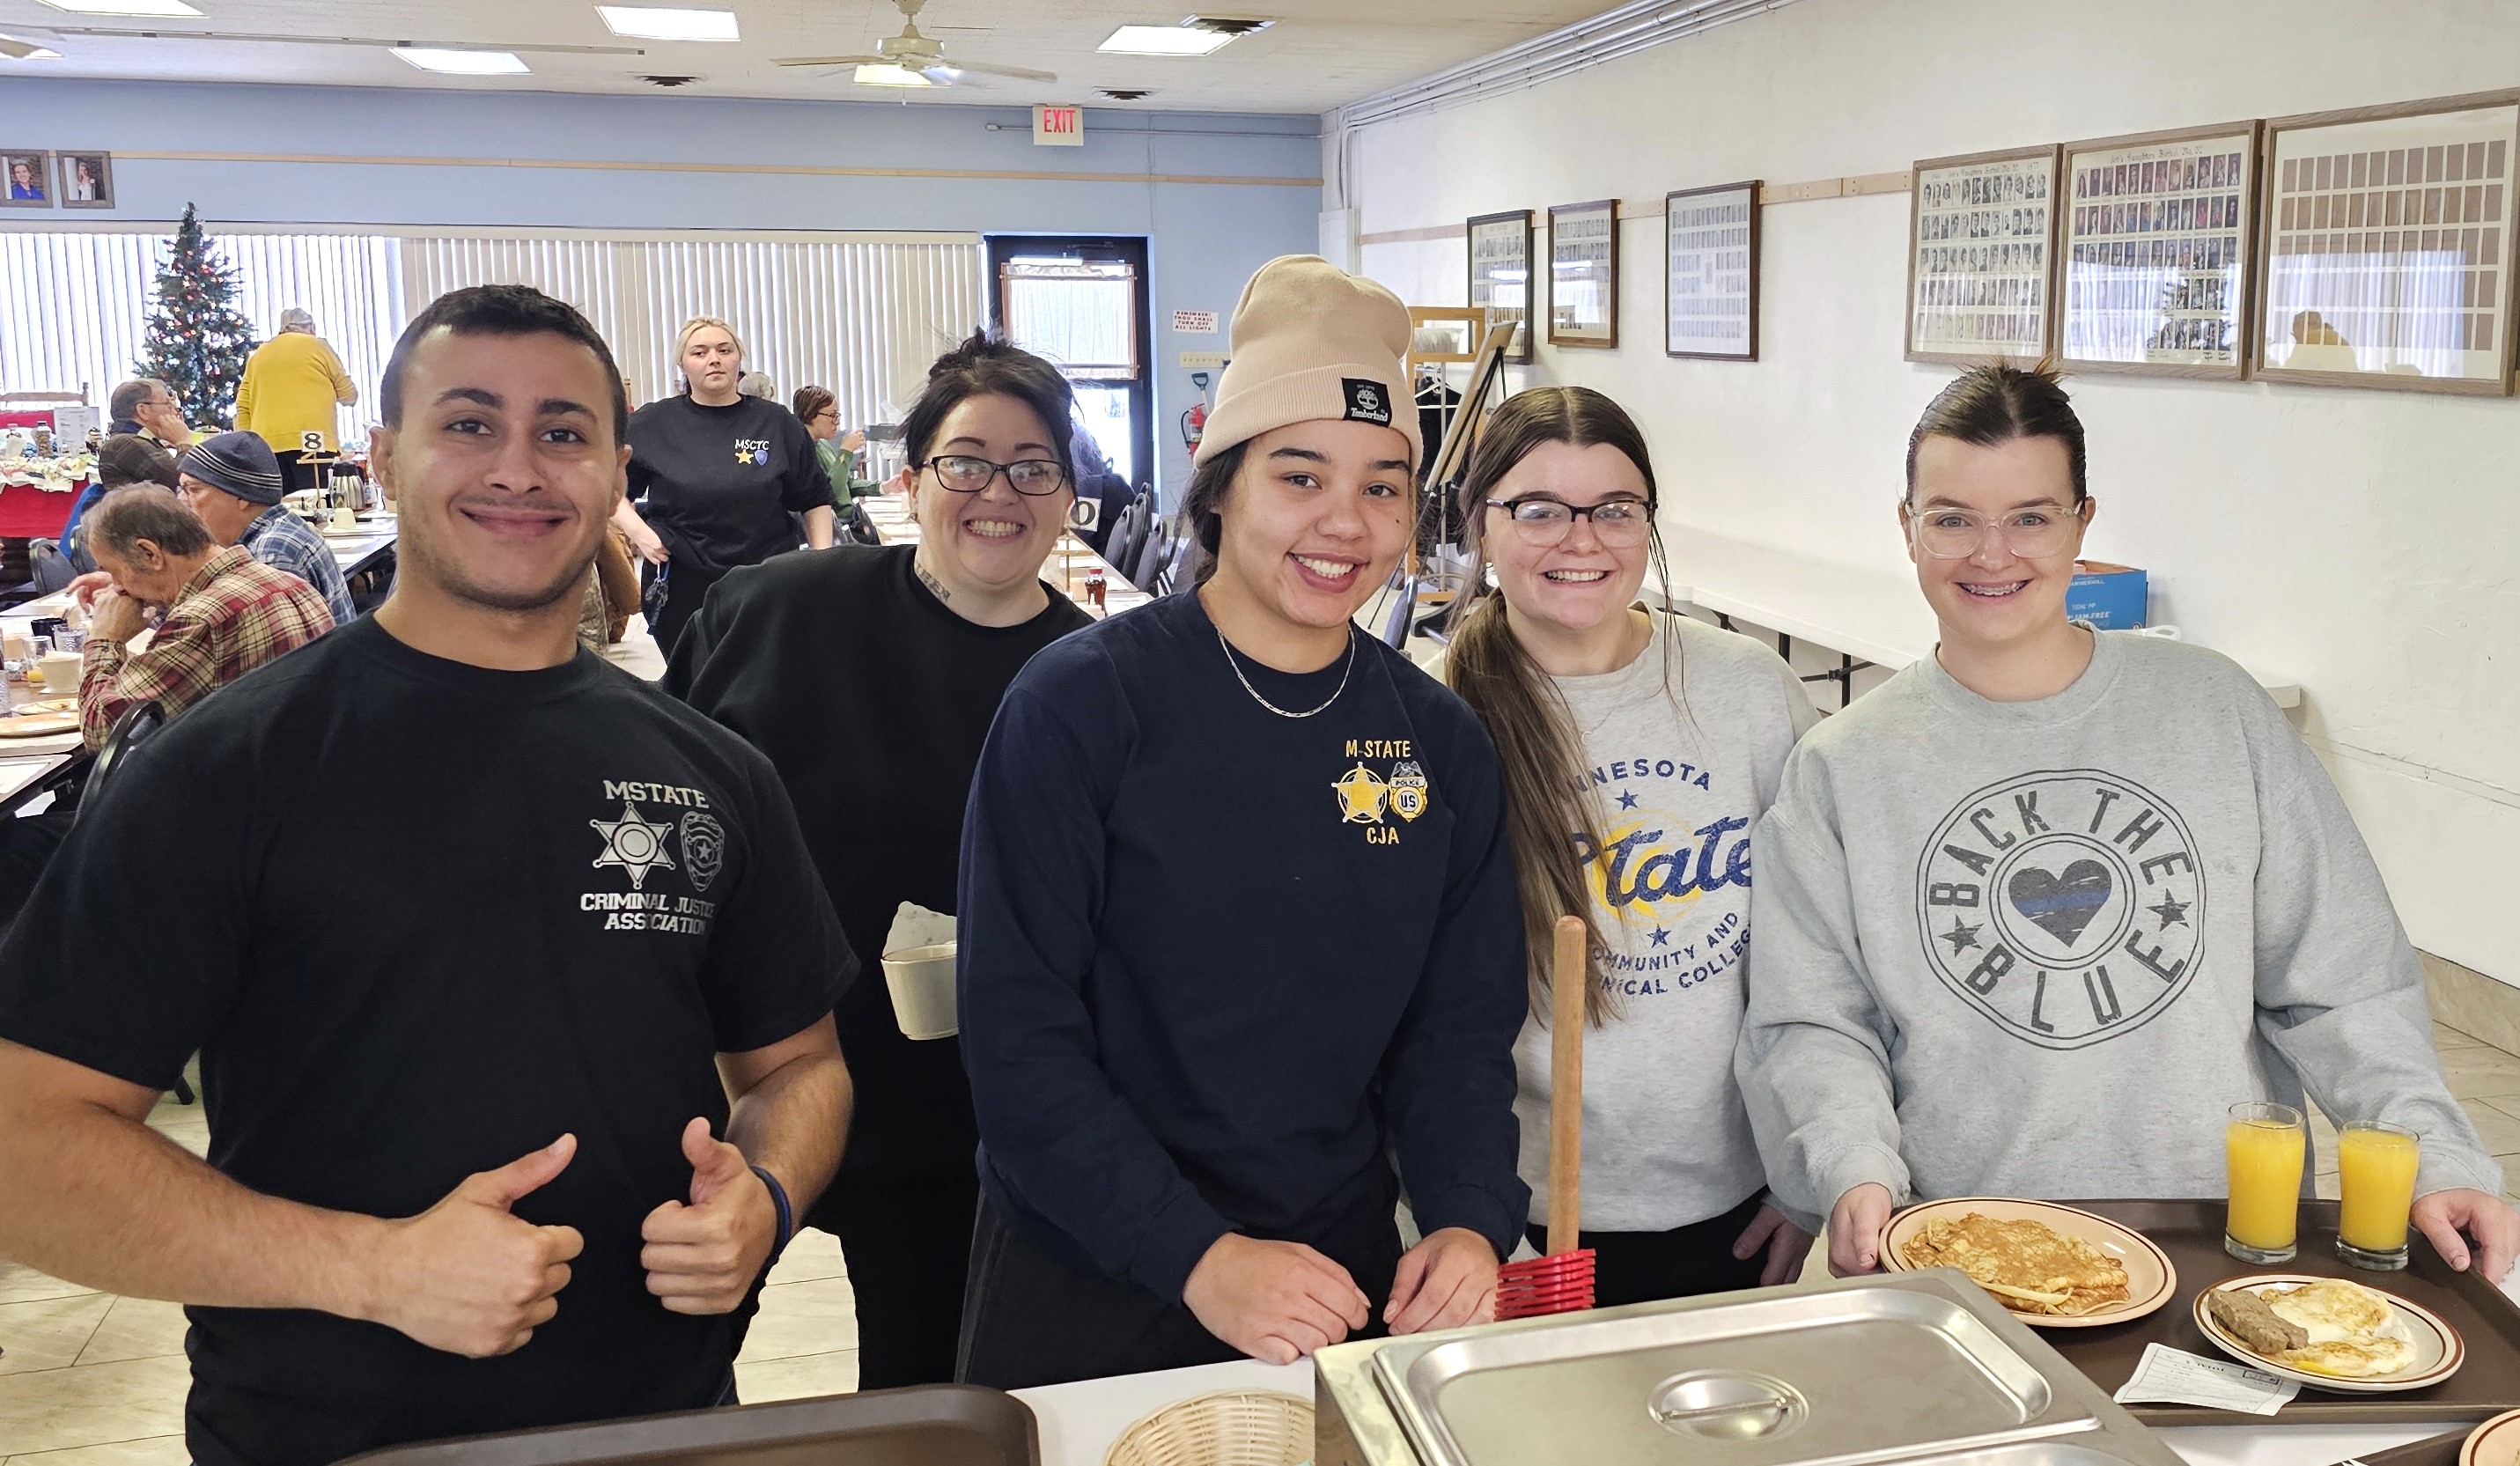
top-left (135, 203), bottom-right (257, 428)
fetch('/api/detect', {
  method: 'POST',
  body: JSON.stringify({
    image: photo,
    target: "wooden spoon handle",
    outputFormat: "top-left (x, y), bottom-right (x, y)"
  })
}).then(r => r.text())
top-left (1546, 913), bottom-right (1587, 1259)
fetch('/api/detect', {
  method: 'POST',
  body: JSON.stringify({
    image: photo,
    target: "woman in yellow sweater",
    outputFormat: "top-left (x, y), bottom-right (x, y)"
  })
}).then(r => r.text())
top-left (236, 307), bottom-right (358, 493)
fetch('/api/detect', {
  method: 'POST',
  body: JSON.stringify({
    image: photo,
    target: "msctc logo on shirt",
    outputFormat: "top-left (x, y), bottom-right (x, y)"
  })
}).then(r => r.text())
top-left (1916, 769), bottom-right (2205, 1050)
top-left (733, 438), bottom-right (771, 467)
top-left (1332, 740), bottom-right (1427, 844)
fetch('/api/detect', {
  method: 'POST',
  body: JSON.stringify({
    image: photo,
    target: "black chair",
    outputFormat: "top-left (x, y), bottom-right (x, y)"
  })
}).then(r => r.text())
top-left (1129, 516), bottom-right (1171, 590)
top-left (77, 699), bottom-right (165, 827)
top-left (27, 540), bottom-right (73, 594)
top-left (844, 501), bottom-right (881, 546)
top-left (1154, 534), bottom-right (1197, 594)
top-left (1105, 490), bottom-right (1146, 583)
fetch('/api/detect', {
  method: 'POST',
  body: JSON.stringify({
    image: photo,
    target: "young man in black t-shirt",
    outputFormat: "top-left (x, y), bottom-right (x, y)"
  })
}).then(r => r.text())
top-left (0, 286), bottom-right (857, 1466)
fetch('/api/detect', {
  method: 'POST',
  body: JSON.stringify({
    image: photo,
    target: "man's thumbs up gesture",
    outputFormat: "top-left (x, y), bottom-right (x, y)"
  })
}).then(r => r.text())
top-left (641, 1117), bottom-right (777, 1315)
top-left (372, 1135), bottom-right (585, 1359)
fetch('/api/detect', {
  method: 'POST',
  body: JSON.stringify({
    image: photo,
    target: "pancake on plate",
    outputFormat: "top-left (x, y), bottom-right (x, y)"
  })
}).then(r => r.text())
top-left (1897, 1212), bottom-right (2131, 1316)
top-left (2214, 1278), bottom-right (2416, 1379)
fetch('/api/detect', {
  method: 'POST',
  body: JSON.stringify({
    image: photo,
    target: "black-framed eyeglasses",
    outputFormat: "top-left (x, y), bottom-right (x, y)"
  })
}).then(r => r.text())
top-left (920, 454), bottom-right (1069, 497)
top-left (1483, 494), bottom-right (1654, 547)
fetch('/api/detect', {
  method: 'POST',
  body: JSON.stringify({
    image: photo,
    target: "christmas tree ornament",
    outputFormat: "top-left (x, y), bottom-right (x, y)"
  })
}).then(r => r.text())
top-left (135, 203), bottom-right (257, 428)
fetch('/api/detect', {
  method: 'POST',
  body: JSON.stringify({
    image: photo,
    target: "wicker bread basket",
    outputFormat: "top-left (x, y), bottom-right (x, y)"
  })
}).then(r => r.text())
top-left (1102, 1389), bottom-right (1314, 1466)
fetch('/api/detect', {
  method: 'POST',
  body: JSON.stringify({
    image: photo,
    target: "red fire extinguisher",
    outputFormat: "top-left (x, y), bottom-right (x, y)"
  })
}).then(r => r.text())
top-left (1181, 399), bottom-right (1206, 450)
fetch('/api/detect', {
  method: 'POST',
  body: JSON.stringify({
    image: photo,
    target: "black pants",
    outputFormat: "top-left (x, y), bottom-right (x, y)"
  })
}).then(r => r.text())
top-left (646, 563), bottom-right (724, 658)
top-left (1527, 1190), bottom-right (1769, 1308)
top-left (812, 1167), bottom-right (976, 1389)
top-left (273, 448), bottom-right (316, 495)
top-left (957, 1197), bottom-right (1403, 1390)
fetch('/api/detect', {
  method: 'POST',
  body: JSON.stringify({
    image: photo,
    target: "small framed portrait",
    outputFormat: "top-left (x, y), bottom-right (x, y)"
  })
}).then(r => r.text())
top-left (1467, 209), bottom-right (1535, 364)
top-left (1, 151), bottom-right (52, 208)
top-left (1546, 198), bottom-right (1620, 348)
top-left (55, 151), bottom-right (111, 209)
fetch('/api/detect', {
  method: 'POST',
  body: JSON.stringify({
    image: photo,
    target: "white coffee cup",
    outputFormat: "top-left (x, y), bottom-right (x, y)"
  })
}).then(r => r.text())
top-left (881, 941), bottom-right (959, 1041)
top-left (35, 651), bottom-right (81, 691)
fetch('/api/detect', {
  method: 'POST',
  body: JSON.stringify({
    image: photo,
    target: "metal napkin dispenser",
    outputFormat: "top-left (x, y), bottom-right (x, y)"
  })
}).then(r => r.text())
top-left (1315, 1269), bottom-right (2185, 1466)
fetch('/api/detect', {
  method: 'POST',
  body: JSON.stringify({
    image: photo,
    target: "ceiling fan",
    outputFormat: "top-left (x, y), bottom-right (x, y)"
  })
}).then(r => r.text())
top-left (773, 0), bottom-right (1055, 86)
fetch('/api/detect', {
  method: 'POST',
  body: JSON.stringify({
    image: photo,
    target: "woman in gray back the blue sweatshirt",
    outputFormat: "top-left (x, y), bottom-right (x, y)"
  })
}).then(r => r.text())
top-left (1735, 363), bottom-right (2516, 1280)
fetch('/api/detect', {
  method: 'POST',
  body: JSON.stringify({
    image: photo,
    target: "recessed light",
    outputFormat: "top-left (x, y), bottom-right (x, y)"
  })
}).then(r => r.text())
top-left (33, 0), bottom-right (200, 15)
top-left (853, 63), bottom-right (931, 87)
top-left (1098, 24), bottom-right (1234, 56)
top-left (596, 6), bottom-right (738, 42)
top-left (394, 48), bottom-right (530, 74)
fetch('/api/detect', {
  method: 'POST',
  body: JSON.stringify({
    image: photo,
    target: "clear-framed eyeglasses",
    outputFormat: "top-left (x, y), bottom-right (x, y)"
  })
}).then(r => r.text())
top-left (1484, 494), bottom-right (1654, 548)
top-left (921, 454), bottom-right (1069, 497)
top-left (1901, 499), bottom-right (2089, 559)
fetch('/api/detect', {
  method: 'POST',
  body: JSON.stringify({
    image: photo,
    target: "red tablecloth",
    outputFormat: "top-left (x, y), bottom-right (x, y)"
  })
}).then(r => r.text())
top-left (0, 483), bottom-right (82, 539)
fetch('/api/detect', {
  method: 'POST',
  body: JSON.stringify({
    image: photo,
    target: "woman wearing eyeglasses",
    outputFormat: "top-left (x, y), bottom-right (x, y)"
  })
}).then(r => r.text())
top-left (1433, 387), bottom-right (1816, 1303)
top-left (792, 386), bottom-right (872, 513)
top-left (1736, 363), bottom-right (2517, 1281)
top-left (617, 317), bottom-right (835, 651)
top-left (954, 257), bottom-right (1528, 1389)
top-left (666, 332), bottom-right (1092, 1388)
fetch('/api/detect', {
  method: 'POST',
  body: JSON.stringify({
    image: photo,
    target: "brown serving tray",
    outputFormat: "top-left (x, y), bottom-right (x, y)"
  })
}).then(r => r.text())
top-left (2337, 1425), bottom-right (2472, 1466)
top-left (335, 1383), bottom-right (1037, 1465)
top-left (2039, 1199), bottom-right (2520, 1425)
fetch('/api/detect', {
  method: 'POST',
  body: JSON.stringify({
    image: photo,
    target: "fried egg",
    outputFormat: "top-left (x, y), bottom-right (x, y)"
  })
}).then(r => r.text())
top-left (2266, 1278), bottom-right (2397, 1344)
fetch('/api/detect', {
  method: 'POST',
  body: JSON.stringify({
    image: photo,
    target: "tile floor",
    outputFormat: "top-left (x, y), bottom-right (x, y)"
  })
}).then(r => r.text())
top-left (8, 1021), bottom-right (2520, 1461)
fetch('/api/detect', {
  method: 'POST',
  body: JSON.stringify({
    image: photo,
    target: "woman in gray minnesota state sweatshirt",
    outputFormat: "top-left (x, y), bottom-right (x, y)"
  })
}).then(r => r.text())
top-left (1735, 363), bottom-right (2513, 1278)
top-left (1441, 387), bottom-right (1818, 1304)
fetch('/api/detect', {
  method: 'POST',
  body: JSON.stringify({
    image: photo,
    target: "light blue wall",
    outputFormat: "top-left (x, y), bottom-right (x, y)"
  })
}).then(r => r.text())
top-left (1, 77), bottom-right (1322, 495)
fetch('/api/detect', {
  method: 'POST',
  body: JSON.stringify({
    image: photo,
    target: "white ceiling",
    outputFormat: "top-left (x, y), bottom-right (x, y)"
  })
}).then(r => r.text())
top-left (2, 0), bottom-right (1620, 114)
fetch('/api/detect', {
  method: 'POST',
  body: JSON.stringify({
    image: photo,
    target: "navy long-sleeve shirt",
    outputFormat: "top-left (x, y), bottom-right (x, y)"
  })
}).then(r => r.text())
top-left (958, 590), bottom-right (1530, 1301)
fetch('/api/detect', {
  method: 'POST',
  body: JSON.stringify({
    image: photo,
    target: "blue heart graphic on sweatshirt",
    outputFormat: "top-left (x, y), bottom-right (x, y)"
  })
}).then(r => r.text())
top-left (2007, 859), bottom-right (2113, 946)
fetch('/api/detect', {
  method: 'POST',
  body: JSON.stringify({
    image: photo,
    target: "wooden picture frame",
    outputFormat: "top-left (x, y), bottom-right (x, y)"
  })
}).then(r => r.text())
top-left (1425, 321), bottom-right (1521, 492)
top-left (1467, 209), bottom-right (1535, 365)
top-left (2058, 122), bottom-right (2259, 380)
top-left (55, 151), bottom-right (112, 210)
top-left (0, 151), bottom-right (53, 209)
top-left (1547, 198), bottom-right (1619, 348)
top-left (1906, 144), bottom-right (2062, 364)
top-left (1665, 180), bottom-right (1761, 360)
top-left (2252, 88), bottom-right (2520, 395)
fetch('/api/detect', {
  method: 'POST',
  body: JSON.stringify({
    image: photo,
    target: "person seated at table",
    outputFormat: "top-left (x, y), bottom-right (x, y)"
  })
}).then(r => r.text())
top-left (1734, 363), bottom-right (2516, 1280)
top-left (955, 256), bottom-right (1529, 1389)
top-left (61, 379), bottom-right (195, 556)
top-left (667, 332), bottom-right (1094, 1389)
top-left (75, 487), bottom-right (335, 749)
top-left (1434, 385), bottom-right (1817, 1305)
top-left (0, 284), bottom-right (856, 1466)
top-left (791, 386), bottom-right (871, 514)
top-left (175, 431), bottom-right (358, 628)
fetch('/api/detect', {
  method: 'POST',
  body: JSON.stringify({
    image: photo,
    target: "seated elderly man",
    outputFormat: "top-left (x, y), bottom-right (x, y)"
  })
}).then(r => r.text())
top-left (77, 488), bottom-right (335, 749)
top-left (173, 431), bottom-right (358, 626)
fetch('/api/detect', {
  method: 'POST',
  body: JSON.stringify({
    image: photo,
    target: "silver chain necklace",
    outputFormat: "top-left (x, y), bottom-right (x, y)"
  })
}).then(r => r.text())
top-left (1216, 624), bottom-right (1356, 718)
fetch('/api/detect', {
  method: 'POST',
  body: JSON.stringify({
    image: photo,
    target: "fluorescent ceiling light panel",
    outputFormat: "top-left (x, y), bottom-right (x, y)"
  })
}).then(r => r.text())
top-left (596, 6), bottom-right (738, 41)
top-left (1098, 24), bottom-right (1234, 56)
top-left (0, 30), bottom-right (64, 57)
top-left (394, 47), bottom-right (531, 73)
top-left (34, 0), bottom-right (201, 15)
top-left (853, 63), bottom-right (931, 86)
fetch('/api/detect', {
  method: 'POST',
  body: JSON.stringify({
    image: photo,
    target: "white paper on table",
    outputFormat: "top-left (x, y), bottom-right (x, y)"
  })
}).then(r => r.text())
top-left (2112, 1343), bottom-right (2300, 1416)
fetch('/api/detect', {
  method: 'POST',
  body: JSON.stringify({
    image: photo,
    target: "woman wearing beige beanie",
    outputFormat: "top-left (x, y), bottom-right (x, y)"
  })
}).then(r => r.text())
top-left (955, 256), bottom-right (1529, 1387)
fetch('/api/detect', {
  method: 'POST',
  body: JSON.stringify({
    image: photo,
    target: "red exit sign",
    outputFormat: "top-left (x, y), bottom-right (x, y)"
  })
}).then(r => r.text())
top-left (1033, 104), bottom-right (1085, 146)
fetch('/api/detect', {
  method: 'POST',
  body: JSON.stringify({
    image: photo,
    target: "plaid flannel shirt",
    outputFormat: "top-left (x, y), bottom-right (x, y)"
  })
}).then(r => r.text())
top-left (78, 545), bottom-right (336, 748)
top-left (241, 504), bottom-right (357, 629)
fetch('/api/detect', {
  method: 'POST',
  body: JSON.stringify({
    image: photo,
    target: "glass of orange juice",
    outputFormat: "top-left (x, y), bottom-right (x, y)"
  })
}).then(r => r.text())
top-left (2226, 1101), bottom-right (2306, 1263)
top-left (2338, 1121), bottom-right (2421, 1271)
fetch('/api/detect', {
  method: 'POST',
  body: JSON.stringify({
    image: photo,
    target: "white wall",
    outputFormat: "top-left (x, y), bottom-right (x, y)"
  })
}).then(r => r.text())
top-left (1346, 0), bottom-right (2520, 983)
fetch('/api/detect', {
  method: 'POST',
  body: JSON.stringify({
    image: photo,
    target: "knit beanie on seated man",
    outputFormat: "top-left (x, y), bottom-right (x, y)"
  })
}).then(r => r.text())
top-left (177, 430), bottom-right (287, 507)
top-left (1192, 254), bottom-right (1418, 476)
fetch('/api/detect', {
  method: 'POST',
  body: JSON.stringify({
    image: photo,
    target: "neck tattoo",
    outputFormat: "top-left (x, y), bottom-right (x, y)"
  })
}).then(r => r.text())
top-left (915, 559), bottom-right (951, 605)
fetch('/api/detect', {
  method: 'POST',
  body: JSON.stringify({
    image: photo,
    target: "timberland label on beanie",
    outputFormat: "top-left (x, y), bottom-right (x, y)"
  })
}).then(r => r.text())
top-left (1343, 379), bottom-right (1393, 426)
top-left (1193, 253), bottom-right (1418, 472)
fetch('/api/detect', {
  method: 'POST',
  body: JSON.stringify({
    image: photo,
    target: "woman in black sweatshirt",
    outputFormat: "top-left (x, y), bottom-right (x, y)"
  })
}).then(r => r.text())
top-left (955, 256), bottom-right (1528, 1389)
top-left (665, 332), bottom-right (1093, 1388)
